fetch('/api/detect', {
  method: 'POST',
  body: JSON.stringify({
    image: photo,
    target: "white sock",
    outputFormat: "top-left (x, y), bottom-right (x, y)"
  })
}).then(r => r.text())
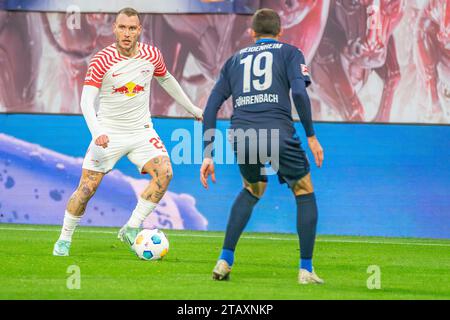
top-left (127, 197), bottom-right (157, 228)
top-left (58, 211), bottom-right (82, 242)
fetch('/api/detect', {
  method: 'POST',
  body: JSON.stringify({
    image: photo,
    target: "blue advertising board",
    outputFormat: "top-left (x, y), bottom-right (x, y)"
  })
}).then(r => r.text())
top-left (1, 114), bottom-right (449, 238)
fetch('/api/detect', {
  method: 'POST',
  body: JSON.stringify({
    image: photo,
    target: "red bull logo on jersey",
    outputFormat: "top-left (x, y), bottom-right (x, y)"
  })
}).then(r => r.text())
top-left (112, 82), bottom-right (145, 97)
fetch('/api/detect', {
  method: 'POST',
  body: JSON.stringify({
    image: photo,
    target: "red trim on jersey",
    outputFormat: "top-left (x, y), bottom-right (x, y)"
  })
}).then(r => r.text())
top-left (141, 44), bottom-right (167, 77)
top-left (84, 80), bottom-right (102, 88)
top-left (84, 44), bottom-right (125, 87)
top-left (84, 43), bottom-right (168, 87)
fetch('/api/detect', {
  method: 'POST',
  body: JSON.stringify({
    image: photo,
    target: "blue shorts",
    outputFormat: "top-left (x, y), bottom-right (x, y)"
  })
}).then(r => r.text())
top-left (229, 125), bottom-right (310, 188)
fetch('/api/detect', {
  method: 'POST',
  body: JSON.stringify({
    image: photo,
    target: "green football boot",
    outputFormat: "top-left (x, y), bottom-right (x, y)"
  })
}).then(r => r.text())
top-left (117, 224), bottom-right (141, 246)
top-left (53, 240), bottom-right (71, 256)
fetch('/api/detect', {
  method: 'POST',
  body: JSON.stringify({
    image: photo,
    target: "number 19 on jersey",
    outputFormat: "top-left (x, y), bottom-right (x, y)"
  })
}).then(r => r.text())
top-left (240, 52), bottom-right (273, 93)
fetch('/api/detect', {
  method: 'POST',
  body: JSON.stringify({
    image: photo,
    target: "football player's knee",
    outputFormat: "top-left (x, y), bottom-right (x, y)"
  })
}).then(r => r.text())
top-left (166, 166), bottom-right (173, 182)
top-left (244, 181), bottom-right (267, 199)
top-left (155, 166), bottom-right (173, 189)
top-left (76, 183), bottom-right (97, 201)
top-left (163, 165), bottom-right (173, 185)
top-left (292, 173), bottom-right (314, 196)
top-left (162, 174), bottom-right (173, 189)
top-left (158, 157), bottom-right (173, 181)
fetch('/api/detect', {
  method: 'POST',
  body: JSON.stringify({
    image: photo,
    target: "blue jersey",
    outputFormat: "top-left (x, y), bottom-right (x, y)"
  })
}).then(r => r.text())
top-left (203, 38), bottom-right (315, 156)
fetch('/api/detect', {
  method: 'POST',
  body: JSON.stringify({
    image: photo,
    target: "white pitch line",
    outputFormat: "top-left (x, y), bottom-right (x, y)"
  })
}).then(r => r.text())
top-left (1, 226), bottom-right (450, 247)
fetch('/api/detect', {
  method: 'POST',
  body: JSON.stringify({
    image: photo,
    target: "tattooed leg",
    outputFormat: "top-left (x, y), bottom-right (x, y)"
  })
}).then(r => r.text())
top-left (118, 156), bottom-right (173, 231)
top-left (54, 169), bottom-right (105, 250)
top-left (140, 156), bottom-right (173, 203)
top-left (66, 169), bottom-right (105, 216)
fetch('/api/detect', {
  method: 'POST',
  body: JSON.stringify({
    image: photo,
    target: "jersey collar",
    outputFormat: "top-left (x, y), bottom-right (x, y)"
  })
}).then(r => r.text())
top-left (255, 38), bottom-right (279, 44)
top-left (113, 42), bottom-right (142, 59)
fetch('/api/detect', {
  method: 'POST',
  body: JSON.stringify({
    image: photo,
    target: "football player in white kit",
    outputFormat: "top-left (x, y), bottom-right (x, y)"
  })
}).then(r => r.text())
top-left (53, 8), bottom-right (203, 256)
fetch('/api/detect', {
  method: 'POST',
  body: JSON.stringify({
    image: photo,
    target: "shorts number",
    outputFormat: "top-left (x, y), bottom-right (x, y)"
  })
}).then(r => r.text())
top-left (149, 137), bottom-right (167, 153)
top-left (240, 51), bottom-right (273, 93)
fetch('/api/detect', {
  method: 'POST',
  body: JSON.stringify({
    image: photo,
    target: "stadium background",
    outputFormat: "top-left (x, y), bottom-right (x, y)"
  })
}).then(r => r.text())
top-left (0, 0), bottom-right (449, 238)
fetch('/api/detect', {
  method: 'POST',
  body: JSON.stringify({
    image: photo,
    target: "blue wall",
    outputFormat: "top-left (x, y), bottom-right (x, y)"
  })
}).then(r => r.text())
top-left (1, 114), bottom-right (449, 238)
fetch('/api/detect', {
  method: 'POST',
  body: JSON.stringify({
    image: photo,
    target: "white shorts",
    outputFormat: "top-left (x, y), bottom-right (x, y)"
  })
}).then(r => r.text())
top-left (82, 127), bottom-right (169, 174)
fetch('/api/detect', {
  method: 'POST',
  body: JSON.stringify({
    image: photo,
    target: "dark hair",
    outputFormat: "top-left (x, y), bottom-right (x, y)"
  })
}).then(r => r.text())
top-left (251, 8), bottom-right (281, 37)
top-left (116, 7), bottom-right (140, 21)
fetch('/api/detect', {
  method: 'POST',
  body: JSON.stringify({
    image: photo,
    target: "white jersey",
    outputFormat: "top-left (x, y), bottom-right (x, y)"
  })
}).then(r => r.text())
top-left (84, 42), bottom-right (167, 131)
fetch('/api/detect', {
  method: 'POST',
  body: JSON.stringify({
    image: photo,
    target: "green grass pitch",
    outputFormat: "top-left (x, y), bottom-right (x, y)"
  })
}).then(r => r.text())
top-left (0, 224), bottom-right (449, 300)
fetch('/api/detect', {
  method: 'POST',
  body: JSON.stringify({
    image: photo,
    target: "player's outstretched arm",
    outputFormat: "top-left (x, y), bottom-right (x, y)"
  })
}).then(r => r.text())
top-left (80, 85), bottom-right (109, 148)
top-left (155, 72), bottom-right (203, 121)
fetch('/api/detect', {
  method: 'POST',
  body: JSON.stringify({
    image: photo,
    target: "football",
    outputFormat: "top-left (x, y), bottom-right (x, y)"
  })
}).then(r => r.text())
top-left (132, 229), bottom-right (169, 261)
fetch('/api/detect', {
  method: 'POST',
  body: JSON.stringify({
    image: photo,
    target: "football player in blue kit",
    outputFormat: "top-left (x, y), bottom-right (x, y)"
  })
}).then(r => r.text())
top-left (200, 8), bottom-right (325, 284)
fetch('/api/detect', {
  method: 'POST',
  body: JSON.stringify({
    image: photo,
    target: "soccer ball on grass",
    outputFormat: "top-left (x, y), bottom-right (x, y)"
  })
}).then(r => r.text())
top-left (132, 229), bottom-right (169, 261)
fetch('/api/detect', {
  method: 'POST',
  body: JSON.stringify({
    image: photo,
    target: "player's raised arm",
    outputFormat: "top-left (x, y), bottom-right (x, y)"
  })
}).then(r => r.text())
top-left (201, 60), bottom-right (232, 189)
top-left (288, 49), bottom-right (324, 168)
top-left (153, 49), bottom-right (203, 120)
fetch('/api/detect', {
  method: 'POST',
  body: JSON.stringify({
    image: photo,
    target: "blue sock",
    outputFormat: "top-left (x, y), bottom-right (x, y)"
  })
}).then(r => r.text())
top-left (300, 259), bottom-right (313, 272)
top-left (222, 188), bottom-right (259, 256)
top-left (219, 189), bottom-right (259, 267)
top-left (219, 248), bottom-right (235, 266)
top-left (296, 193), bottom-right (318, 273)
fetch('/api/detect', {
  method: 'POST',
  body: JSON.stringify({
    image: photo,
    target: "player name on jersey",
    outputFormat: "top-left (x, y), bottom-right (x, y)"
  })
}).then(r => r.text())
top-left (235, 93), bottom-right (279, 107)
top-left (239, 43), bottom-right (283, 54)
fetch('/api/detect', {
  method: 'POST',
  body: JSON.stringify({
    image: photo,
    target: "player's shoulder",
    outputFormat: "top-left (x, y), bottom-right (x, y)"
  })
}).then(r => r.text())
top-left (91, 43), bottom-right (119, 61)
top-left (86, 44), bottom-right (122, 74)
top-left (140, 42), bottom-right (159, 50)
top-left (139, 42), bottom-right (164, 60)
top-left (279, 41), bottom-right (306, 58)
top-left (140, 42), bottom-right (162, 54)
